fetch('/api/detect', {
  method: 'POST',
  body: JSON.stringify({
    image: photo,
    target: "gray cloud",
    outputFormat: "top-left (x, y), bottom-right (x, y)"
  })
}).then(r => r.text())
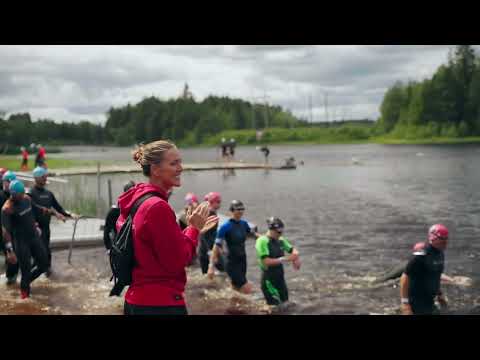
top-left (1, 45), bottom-right (479, 124)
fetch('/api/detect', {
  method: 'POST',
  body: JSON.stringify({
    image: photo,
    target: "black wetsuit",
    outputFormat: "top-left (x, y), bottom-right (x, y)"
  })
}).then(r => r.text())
top-left (178, 210), bottom-right (188, 231)
top-left (199, 209), bottom-right (225, 274)
top-left (405, 244), bottom-right (444, 315)
top-left (215, 219), bottom-right (251, 288)
top-left (0, 190), bottom-right (20, 280)
top-left (256, 235), bottom-right (293, 305)
top-left (228, 141), bottom-right (236, 157)
top-left (0, 189), bottom-right (7, 250)
top-left (104, 205), bottom-right (120, 251)
top-left (1, 197), bottom-right (48, 293)
top-left (260, 146), bottom-right (270, 160)
top-left (221, 143), bottom-right (228, 158)
top-left (27, 185), bottom-right (71, 269)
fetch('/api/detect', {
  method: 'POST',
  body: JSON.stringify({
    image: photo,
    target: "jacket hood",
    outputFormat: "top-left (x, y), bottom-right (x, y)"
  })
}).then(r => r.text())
top-left (117, 182), bottom-right (168, 218)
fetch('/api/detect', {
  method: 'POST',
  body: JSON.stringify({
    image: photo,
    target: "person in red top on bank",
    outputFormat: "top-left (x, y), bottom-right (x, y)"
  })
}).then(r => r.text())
top-left (117, 140), bottom-right (218, 315)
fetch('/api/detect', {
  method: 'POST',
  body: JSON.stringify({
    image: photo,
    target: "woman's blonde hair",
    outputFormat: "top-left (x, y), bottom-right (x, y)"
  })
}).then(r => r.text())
top-left (132, 140), bottom-right (176, 176)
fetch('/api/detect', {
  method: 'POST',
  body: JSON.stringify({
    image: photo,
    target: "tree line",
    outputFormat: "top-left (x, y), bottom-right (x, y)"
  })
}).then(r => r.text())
top-left (1, 92), bottom-right (307, 150)
top-left (104, 92), bottom-right (305, 146)
top-left (0, 113), bottom-right (105, 153)
top-left (376, 45), bottom-right (480, 138)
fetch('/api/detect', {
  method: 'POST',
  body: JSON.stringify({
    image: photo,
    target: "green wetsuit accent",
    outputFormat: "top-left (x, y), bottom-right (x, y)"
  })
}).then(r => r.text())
top-left (256, 235), bottom-right (293, 305)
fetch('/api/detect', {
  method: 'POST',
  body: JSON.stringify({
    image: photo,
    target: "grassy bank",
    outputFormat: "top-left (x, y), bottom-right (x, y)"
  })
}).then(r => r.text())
top-left (199, 127), bottom-right (480, 147)
top-left (201, 126), bottom-right (373, 146)
top-left (373, 136), bottom-right (480, 145)
top-left (0, 156), bottom-right (100, 172)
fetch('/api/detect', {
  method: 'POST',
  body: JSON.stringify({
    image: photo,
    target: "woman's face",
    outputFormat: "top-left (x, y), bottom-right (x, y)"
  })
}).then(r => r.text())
top-left (151, 148), bottom-right (183, 190)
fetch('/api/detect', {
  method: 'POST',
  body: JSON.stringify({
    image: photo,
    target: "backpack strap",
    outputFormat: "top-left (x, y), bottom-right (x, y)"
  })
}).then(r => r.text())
top-left (127, 192), bottom-right (163, 220)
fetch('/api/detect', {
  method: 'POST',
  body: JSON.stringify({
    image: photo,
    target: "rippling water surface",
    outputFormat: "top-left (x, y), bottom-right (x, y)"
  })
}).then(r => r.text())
top-left (2, 144), bottom-right (480, 314)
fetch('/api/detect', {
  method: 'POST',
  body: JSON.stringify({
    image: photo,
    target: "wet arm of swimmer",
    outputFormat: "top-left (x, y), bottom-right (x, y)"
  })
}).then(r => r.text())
top-left (210, 222), bottom-right (229, 265)
top-left (263, 251), bottom-right (298, 266)
top-left (1, 205), bottom-right (13, 244)
top-left (2, 226), bottom-right (12, 245)
top-left (440, 274), bottom-right (454, 283)
top-left (51, 194), bottom-right (71, 218)
top-left (280, 237), bottom-right (299, 261)
top-left (436, 287), bottom-right (448, 307)
top-left (210, 244), bottom-right (223, 265)
top-left (399, 273), bottom-right (413, 314)
top-left (243, 221), bottom-right (261, 239)
top-left (1, 209), bottom-right (17, 263)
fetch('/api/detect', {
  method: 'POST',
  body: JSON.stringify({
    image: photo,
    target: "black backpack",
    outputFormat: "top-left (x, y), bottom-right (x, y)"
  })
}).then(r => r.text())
top-left (109, 192), bottom-right (161, 297)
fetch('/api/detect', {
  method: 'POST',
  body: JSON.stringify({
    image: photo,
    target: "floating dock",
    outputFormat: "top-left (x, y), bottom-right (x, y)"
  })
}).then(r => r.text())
top-left (48, 162), bottom-right (296, 177)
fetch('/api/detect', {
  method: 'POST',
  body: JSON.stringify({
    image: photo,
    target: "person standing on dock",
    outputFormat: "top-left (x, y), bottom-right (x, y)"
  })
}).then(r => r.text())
top-left (259, 146), bottom-right (270, 164)
top-left (228, 138), bottom-right (236, 160)
top-left (220, 138), bottom-right (228, 161)
top-left (118, 140), bottom-right (218, 315)
top-left (399, 224), bottom-right (449, 315)
top-left (201, 192), bottom-right (225, 275)
top-left (27, 166), bottom-right (73, 277)
top-left (209, 200), bottom-right (259, 294)
top-left (1, 180), bottom-right (48, 299)
top-left (20, 146), bottom-right (29, 171)
top-left (255, 217), bottom-right (300, 307)
top-left (103, 181), bottom-right (136, 252)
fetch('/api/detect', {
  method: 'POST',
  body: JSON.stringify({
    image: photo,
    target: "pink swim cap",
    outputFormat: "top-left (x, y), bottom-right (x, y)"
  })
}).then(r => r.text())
top-left (184, 192), bottom-right (198, 206)
top-left (204, 192), bottom-right (221, 203)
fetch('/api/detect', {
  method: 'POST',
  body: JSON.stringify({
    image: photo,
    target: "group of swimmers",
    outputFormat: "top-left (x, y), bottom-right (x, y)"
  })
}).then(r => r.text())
top-left (0, 166), bottom-right (73, 299)
top-left (177, 191), bottom-right (301, 307)
top-left (176, 188), bottom-right (452, 314)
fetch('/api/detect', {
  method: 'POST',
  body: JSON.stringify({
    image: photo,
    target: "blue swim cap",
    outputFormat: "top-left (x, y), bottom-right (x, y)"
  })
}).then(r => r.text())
top-left (2, 171), bottom-right (17, 182)
top-left (9, 180), bottom-right (25, 195)
top-left (33, 166), bottom-right (48, 178)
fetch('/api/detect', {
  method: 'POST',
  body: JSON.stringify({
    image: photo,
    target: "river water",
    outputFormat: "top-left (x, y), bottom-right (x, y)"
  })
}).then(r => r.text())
top-left (2, 144), bottom-right (480, 314)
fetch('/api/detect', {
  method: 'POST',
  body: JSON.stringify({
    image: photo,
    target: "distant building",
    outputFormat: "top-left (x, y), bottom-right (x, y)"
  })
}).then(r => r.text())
top-left (181, 83), bottom-right (194, 100)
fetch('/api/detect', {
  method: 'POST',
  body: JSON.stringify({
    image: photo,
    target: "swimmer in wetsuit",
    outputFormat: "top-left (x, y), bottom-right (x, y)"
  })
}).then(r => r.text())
top-left (1, 170), bottom-right (20, 285)
top-left (200, 192), bottom-right (225, 275)
top-left (256, 217), bottom-right (300, 306)
top-left (1, 180), bottom-right (48, 299)
top-left (209, 200), bottom-right (260, 294)
top-left (27, 167), bottom-right (73, 276)
top-left (400, 224), bottom-right (449, 315)
top-left (178, 192), bottom-right (199, 231)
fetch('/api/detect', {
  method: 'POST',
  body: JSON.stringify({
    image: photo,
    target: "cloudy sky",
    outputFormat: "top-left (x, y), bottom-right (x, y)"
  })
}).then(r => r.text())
top-left (1, 45), bottom-right (479, 125)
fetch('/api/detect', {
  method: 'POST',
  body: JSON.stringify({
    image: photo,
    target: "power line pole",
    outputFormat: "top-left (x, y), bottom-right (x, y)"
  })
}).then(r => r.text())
top-left (324, 93), bottom-right (329, 122)
top-left (308, 94), bottom-right (313, 124)
top-left (251, 93), bottom-right (270, 129)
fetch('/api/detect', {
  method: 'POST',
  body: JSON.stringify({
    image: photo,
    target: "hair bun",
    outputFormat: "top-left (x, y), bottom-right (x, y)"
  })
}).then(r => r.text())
top-left (132, 146), bottom-right (144, 164)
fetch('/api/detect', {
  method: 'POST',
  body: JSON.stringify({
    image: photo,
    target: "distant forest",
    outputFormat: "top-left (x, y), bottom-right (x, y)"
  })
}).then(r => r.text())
top-left (376, 45), bottom-right (480, 138)
top-left (1, 84), bottom-right (363, 149)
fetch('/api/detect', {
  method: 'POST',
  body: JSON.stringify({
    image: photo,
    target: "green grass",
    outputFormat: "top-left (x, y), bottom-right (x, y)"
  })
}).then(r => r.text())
top-left (201, 126), bottom-right (374, 146)
top-left (62, 198), bottom-right (98, 217)
top-left (372, 136), bottom-right (480, 145)
top-left (198, 127), bottom-right (480, 147)
top-left (0, 156), bottom-right (100, 172)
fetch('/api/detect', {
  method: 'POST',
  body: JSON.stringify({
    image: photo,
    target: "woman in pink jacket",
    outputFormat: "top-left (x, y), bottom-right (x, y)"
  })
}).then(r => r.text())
top-left (117, 140), bottom-right (218, 315)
